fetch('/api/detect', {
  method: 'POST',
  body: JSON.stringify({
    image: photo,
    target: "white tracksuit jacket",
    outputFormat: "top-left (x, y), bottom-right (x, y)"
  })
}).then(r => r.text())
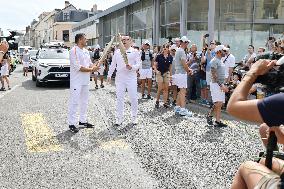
top-left (108, 47), bottom-right (141, 124)
top-left (68, 46), bottom-right (93, 125)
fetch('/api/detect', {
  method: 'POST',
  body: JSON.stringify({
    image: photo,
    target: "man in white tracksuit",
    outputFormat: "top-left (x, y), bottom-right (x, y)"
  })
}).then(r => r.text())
top-left (68, 33), bottom-right (99, 133)
top-left (107, 35), bottom-right (141, 126)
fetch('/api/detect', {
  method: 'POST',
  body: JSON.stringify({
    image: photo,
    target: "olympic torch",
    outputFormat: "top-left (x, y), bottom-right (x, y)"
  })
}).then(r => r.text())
top-left (117, 33), bottom-right (129, 65)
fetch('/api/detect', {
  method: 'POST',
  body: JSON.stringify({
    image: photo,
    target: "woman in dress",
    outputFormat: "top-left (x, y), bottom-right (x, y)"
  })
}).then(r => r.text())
top-left (0, 53), bottom-right (11, 91)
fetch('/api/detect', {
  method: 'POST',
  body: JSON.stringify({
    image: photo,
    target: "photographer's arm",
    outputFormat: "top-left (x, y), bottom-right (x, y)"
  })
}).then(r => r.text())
top-left (0, 42), bottom-right (9, 63)
top-left (0, 52), bottom-right (4, 63)
top-left (227, 60), bottom-right (275, 123)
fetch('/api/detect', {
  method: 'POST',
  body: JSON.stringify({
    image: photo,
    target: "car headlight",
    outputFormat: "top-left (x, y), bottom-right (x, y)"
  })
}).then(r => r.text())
top-left (39, 62), bottom-right (48, 68)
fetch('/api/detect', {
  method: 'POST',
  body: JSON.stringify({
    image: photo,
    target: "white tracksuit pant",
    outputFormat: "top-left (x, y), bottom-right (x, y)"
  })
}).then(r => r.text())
top-left (68, 85), bottom-right (89, 125)
top-left (115, 78), bottom-right (138, 124)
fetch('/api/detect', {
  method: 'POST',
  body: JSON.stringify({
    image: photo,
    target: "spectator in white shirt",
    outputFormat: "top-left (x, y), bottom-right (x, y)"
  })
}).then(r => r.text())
top-left (221, 45), bottom-right (235, 83)
top-left (242, 45), bottom-right (256, 69)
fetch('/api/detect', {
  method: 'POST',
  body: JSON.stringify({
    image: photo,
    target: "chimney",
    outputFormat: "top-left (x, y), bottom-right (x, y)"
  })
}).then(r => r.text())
top-left (92, 4), bottom-right (97, 12)
top-left (65, 1), bottom-right (70, 7)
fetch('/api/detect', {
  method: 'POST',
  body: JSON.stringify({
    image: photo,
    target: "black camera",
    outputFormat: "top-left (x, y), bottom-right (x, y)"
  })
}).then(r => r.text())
top-left (254, 52), bottom-right (284, 93)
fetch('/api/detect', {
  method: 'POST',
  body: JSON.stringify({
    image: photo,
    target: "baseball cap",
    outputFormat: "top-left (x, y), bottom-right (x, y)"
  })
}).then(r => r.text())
top-left (215, 45), bottom-right (229, 52)
top-left (170, 44), bottom-right (177, 51)
top-left (143, 40), bottom-right (151, 46)
top-left (180, 36), bottom-right (191, 43)
top-left (175, 37), bottom-right (181, 42)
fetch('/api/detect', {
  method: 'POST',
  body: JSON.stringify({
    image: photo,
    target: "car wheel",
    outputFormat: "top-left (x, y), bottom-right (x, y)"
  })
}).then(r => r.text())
top-left (36, 79), bottom-right (42, 87)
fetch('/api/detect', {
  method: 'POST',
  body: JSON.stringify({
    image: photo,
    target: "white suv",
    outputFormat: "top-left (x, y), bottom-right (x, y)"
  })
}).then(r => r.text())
top-left (33, 47), bottom-right (70, 87)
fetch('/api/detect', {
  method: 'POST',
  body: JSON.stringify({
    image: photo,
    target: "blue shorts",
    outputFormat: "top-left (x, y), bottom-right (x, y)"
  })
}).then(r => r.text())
top-left (200, 79), bottom-right (207, 88)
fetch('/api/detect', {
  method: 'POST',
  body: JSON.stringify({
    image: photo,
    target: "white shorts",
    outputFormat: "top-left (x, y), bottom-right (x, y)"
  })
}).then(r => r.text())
top-left (206, 71), bottom-right (211, 86)
top-left (23, 62), bottom-right (29, 68)
top-left (173, 73), bottom-right (187, 89)
top-left (170, 74), bottom-right (177, 86)
top-left (0, 65), bottom-right (8, 76)
top-left (93, 67), bottom-right (104, 76)
top-left (210, 82), bottom-right (225, 103)
top-left (139, 68), bottom-right (152, 79)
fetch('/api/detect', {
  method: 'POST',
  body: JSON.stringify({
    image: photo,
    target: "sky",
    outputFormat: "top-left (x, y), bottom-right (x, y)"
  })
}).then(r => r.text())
top-left (0, 0), bottom-right (124, 32)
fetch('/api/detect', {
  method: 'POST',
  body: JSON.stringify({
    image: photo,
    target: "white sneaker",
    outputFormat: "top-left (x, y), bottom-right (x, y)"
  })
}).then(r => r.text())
top-left (174, 106), bottom-right (181, 114)
top-left (179, 108), bottom-right (193, 117)
top-left (132, 118), bottom-right (138, 125)
top-left (115, 119), bottom-right (123, 126)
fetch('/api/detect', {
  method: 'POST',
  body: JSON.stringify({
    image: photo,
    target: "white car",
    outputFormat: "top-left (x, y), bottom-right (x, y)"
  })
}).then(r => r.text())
top-left (33, 47), bottom-right (70, 87)
top-left (28, 49), bottom-right (38, 72)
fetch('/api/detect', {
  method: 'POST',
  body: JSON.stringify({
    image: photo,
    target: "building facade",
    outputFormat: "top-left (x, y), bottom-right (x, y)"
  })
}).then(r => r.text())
top-left (71, 16), bottom-right (100, 46)
top-left (27, 1), bottom-right (95, 48)
top-left (70, 5), bottom-right (102, 46)
top-left (97, 0), bottom-right (284, 60)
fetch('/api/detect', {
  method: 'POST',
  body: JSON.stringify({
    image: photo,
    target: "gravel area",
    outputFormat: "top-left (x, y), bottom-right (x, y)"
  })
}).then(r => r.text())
top-left (0, 65), bottom-right (263, 189)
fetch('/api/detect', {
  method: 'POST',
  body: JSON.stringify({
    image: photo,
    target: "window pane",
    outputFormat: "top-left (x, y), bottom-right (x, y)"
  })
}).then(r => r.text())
top-left (219, 0), bottom-right (253, 22)
top-left (111, 17), bottom-right (117, 35)
top-left (188, 0), bottom-right (209, 21)
top-left (128, 14), bottom-right (133, 31)
top-left (133, 11), bottom-right (147, 30)
top-left (146, 8), bottom-right (153, 28)
top-left (160, 24), bottom-right (180, 45)
top-left (253, 24), bottom-right (269, 51)
top-left (104, 18), bottom-right (111, 36)
top-left (219, 23), bottom-right (252, 61)
top-left (146, 29), bottom-right (153, 43)
top-left (160, 2), bottom-right (165, 25)
top-left (62, 30), bottom-right (69, 42)
top-left (117, 16), bottom-right (125, 34)
top-left (253, 24), bottom-right (284, 51)
top-left (131, 30), bottom-right (146, 47)
top-left (187, 23), bottom-right (208, 50)
top-left (167, 24), bottom-right (180, 37)
top-left (142, 0), bottom-right (152, 9)
top-left (255, 0), bottom-right (284, 19)
top-left (166, 0), bottom-right (180, 24)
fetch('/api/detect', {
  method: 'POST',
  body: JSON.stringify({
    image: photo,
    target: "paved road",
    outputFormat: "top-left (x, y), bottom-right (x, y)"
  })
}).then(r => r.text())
top-left (0, 65), bottom-right (263, 189)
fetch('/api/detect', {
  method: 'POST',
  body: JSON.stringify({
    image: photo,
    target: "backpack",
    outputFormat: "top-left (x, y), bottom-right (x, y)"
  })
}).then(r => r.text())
top-left (141, 50), bottom-right (153, 61)
top-left (93, 50), bottom-right (100, 60)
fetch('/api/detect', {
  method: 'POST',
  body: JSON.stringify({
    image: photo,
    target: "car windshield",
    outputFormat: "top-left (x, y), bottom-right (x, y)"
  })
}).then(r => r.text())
top-left (39, 49), bottom-right (69, 59)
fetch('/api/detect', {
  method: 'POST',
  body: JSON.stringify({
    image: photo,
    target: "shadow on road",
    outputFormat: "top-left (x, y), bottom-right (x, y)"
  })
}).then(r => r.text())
top-left (21, 79), bottom-right (70, 91)
top-left (198, 126), bottom-right (226, 143)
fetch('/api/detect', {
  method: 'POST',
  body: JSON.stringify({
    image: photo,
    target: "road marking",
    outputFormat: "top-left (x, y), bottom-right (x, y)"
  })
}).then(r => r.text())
top-left (0, 85), bottom-right (19, 99)
top-left (21, 113), bottom-right (63, 153)
top-left (100, 139), bottom-right (129, 150)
